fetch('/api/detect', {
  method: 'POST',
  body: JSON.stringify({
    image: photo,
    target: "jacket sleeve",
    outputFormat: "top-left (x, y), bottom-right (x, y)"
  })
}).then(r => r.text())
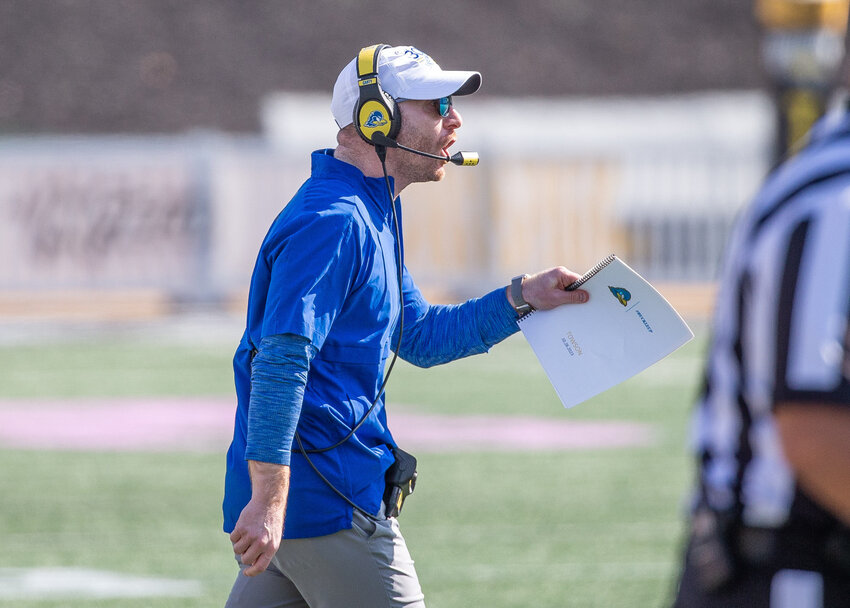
top-left (394, 270), bottom-right (520, 368)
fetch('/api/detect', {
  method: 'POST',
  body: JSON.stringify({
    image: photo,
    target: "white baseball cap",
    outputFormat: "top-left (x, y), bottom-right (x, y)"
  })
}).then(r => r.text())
top-left (331, 45), bottom-right (482, 128)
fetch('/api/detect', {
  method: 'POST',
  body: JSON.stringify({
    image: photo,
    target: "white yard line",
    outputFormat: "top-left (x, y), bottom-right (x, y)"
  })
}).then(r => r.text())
top-left (0, 567), bottom-right (201, 599)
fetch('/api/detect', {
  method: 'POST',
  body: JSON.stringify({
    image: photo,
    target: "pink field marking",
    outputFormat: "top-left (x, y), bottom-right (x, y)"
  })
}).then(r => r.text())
top-left (0, 398), bottom-right (235, 452)
top-left (389, 412), bottom-right (654, 451)
top-left (0, 398), bottom-right (653, 452)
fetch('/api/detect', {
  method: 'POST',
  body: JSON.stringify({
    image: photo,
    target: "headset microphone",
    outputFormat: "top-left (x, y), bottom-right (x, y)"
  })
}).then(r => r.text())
top-left (371, 132), bottom-right (479, 166)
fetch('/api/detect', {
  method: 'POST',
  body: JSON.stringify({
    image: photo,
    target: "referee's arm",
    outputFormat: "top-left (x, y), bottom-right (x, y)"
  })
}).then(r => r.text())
top-left (776, 404), bottom-right (850, 526)
top-left (769, 196), bottom-right (850, 527)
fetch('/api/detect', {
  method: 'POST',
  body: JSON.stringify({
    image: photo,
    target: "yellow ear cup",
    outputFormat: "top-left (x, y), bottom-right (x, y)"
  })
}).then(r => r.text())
top-left (357, 99), bottom-right (393, 142)
top-left (353, 44), bottom-right (400, 146)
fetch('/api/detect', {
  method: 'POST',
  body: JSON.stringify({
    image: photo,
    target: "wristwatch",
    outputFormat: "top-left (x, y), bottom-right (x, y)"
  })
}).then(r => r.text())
top-left (510, 274), bottom-right (534, 316)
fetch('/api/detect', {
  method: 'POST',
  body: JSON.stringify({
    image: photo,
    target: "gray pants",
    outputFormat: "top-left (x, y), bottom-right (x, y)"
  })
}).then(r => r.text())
top-left (225, 510), bottom-right (426, 608)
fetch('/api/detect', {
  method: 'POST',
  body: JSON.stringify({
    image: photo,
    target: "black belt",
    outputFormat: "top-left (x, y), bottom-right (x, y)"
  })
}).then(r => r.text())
top-left (734, 525), bottom-right (850, 575)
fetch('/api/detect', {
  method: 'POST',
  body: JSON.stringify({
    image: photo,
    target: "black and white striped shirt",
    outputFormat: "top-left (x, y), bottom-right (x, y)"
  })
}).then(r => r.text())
top-left (694, 110), bottom-right (850, 530)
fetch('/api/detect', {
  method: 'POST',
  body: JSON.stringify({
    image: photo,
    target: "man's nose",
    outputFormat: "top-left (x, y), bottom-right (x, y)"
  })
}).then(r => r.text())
top-left (444, 107), bottom-right (462, 129)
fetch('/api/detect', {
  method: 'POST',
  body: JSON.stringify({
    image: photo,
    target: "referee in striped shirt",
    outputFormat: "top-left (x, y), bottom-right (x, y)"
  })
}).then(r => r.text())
top-left (672, 106), bottom-right (850, 606)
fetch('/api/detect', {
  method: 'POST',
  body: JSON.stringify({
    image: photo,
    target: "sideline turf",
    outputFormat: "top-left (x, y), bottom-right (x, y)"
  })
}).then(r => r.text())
top-left (0, 329), bottom-right (705, 607)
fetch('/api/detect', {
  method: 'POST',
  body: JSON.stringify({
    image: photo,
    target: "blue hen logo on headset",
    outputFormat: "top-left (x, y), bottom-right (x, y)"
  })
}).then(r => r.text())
top-left (364, 109), bottom-right (388, 128)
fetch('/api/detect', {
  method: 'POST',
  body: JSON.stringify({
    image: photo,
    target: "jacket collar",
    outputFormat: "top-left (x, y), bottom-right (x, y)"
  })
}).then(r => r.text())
top-left (311, 149), bottom-right (397, 217)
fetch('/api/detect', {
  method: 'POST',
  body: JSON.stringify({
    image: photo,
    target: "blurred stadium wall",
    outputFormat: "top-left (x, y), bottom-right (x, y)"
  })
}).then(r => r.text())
top-left (0, 0), bottom-right (775, 321)
top-left (0, 92), bottom-right (773, 320)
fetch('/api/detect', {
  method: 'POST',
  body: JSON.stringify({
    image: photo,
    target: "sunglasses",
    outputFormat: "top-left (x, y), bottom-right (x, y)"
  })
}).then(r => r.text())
top-left (434, 96), bottom-right (453, 117)
top-left (397, 96), bottom-right (454, 117)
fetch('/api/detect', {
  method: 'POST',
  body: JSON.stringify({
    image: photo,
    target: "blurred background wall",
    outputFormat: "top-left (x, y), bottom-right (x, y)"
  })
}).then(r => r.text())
top-left (0, 0), bottom-right (844, 321)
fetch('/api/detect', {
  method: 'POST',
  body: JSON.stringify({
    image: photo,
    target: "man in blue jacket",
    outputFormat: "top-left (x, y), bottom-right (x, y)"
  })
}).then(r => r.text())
top-left (223, 44), bottom-right (589, 608)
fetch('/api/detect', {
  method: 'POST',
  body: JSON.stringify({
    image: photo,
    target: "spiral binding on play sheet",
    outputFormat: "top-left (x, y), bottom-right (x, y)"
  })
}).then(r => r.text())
top-left (565, 254), bottom-right (617, 291)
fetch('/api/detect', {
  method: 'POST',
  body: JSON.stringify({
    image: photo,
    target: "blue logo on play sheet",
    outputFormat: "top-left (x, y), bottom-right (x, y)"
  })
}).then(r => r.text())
top-left (608, 286), bottom-right (631, 307)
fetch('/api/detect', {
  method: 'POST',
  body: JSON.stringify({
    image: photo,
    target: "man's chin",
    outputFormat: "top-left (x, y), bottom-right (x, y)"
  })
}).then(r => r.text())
top-left (408, 164), bottom-right (445, 184)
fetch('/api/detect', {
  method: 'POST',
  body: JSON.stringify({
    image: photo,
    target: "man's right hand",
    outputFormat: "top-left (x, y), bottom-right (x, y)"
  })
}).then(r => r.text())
top-left (229, 461), bottom-right (290, 576)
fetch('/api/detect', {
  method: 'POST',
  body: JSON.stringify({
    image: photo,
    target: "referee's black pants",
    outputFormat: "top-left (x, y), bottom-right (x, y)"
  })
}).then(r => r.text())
top-left (672, 535), bottom-right (850, 608)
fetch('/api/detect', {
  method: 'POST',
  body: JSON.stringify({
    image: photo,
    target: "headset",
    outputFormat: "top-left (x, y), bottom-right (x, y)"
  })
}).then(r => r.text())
top-left (353, 43), bottom-right (480, 166)
top-left (295, 44), bottom-right (406, 521)
top-left (294, 44), bottom-right (478, 520)
top-left (353, 44), bottom-right (402, 147)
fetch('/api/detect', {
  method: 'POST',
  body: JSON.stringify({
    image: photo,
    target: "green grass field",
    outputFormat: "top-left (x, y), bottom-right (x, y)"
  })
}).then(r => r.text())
top-left (0, 325), bottom-right (707, 607)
